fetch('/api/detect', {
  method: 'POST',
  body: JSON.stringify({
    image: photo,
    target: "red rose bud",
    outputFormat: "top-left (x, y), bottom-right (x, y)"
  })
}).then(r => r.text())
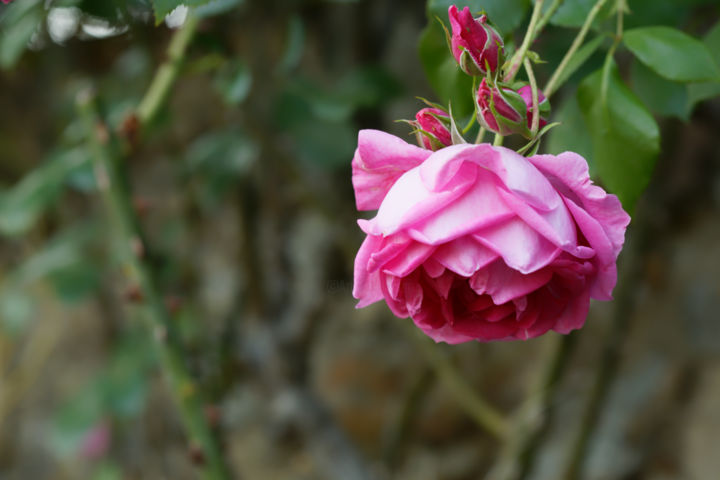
top-left (448, 5), bottom-right (504, 76)
top-left (476, 79), bottom-right (549, 139)
top-left (517, 85), bottom-right (550, 131)
top-left (413, 107), bottom-right (452, 151)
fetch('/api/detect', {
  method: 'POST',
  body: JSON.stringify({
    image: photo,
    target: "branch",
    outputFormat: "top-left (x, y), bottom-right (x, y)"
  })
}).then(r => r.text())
top-left (544, 0), bottom-right (610, 98)
top-left (504, 0), bottom-right (545, 83)
top-left (136, 14), bottom-right (200, 127)
top-left (77, 93), bottom-right (229, 480)
top-left (404, 324), bottom-right (510, 440)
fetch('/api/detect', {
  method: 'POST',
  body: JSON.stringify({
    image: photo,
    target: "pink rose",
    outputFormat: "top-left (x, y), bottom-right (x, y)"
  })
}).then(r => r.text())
top-left (448, 6), bottom-right (505, 76)
top-left (413, 107), bottom-right (453, 151)
top-left (352, 130), bottom-right (630, 343)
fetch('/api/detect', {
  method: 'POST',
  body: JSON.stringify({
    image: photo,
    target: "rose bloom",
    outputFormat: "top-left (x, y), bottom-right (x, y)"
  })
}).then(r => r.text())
top-left (352, 130), bottom-right (630, 343)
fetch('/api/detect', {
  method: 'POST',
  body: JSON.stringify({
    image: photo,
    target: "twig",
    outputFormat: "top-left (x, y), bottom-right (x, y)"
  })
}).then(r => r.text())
top-left (77, 94), bottom-right (229, 480)
top-left (404, 323), bottom-right (510, 440)
top-left (487, 333), bottom-right (577, 480)
top-left (544, 0), bottom-right (609, 98)
top-left (534, 0), bottom-right (565, 38)
top-left (136, 14), bottom-right (199, 127)
top-left (504, 0), bottom-right (545, 83)
top-left (524, 58), bottom-right (540, 137)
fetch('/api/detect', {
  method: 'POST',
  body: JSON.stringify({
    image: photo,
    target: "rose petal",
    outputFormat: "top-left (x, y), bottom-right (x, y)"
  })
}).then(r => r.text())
top-left (352, 129), bottom-right (431, 211)
top-left (353, 235), bottom-right (384, 308)
top-left (474, 217), bottom-right (562, 273)
top-left (432, 235), bottom-right (498, 277)
top-left (528, 151), bottom-right (630, 254)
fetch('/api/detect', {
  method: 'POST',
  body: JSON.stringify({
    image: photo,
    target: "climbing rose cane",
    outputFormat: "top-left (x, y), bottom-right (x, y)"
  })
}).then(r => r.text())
top-left (352, 130), bottom-right (630, 343)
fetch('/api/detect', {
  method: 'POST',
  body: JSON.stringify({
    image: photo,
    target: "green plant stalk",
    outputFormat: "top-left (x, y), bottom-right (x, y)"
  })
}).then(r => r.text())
top-left (137, 14), bottom-right (200, 126)
top-left (534, 0), bottom-right (565, 39)
top-left (475, 126), bottom-right (487, 144)
top-left (504, 0), bottom-right (545, 83)
top-left (524, 58), bottom-right (540, 138)
top-left (493, 132), bottom-right (505, 146)
top-left (405, 324), bottom-right (510, 439)
top-left (78, 95), bottom-right (228, 480)
top-left (600, 0), bottom-right (625, 105)
top-left (544, 0), bottom-right (610, 97)
top-left (487, 334), bottom-right (577, 480)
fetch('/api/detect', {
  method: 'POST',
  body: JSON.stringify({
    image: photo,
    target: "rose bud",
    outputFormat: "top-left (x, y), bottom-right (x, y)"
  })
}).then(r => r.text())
top-left (413, 107), bottom-right (453, 151)
top-left (351, 130), bottom-right (630, 343)
top-left (476, 79), bottom-right (549, 139)
top-left (448, 5), bottom-right (505, 76)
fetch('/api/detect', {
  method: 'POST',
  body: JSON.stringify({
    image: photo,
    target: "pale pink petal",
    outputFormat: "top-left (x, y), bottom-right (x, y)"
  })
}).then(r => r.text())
top-left (432, 235), bottom-right (498, 277)
top-left (528, 151), bottom-right (630, 255)
top-left (495, 186), bottom-right (584, 256)
top-left (371, 164), bottom-right (476, 236)
top-left (471, 260), bottom-right (553, 305)
top-left (473, 217), bottom-right (562, 273)
top-left (382, 242), bottom-right (435, 277)
top-left (353, 235), bottom-right (384, 308)
top-left (406, 170), bottom-right (515, 245)
top-left (563, 197), bottom-right (617, 300)
top-left (352, 129), bottom-right (431, 211)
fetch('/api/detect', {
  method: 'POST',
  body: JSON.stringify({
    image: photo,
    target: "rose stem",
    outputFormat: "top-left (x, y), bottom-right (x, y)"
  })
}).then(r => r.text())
top-left (504, 0), bottom-right (545, 84)
top-left (404, 323), bottom-right (510, 440)
top-left (544, 0), bottom-right (610, 98)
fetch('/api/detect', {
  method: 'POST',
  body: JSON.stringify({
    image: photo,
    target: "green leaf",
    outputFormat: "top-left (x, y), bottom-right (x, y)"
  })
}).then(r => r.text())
top-left (0, 0), bottom-right (44, 69)
top-left (550, 0), bottom-right (614, 28)
top-left (427, 0), bottom-right (530, 34)
top-left (214, 60), bottom-right (252, 105)
top-left (577, 62), bottom-right (660, 211)
top-left (151, 0), bottom-right (213, 22)
top-left (0, 148), bottom-right (90, 236)
top-left (277, 15), bottom-right (305, 74)
top-left (195, 0), bottom-right (244, 18)
top-left (631, 60), bottom-right (689, 120)
top-left (623, 26), bottom-right (720, 83)
top-left (688, 20), bottom-right (720, 107)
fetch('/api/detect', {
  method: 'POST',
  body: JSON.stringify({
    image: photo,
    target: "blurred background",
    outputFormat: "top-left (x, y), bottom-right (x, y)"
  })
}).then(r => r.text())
top-left (1, 0), bottom-right (720, 479)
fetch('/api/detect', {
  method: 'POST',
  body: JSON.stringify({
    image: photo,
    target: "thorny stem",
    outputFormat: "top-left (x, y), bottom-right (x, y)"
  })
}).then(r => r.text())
top-left (503, 0), bottom-right (545, 83)
top-left (524, 58), bottom-right (540, 138)
top-left (405, 324), bottom-right (510, 440)
top-left (78, 95), bottom-right (229, 480)
top-left (544, 0), bottom-right (610, 98)
top-left (137, 14), bottom-right (199, 127)
top-left (534, 0), bottom-right (565, 38)
top-left (487, 334), bottom-right (577, 480)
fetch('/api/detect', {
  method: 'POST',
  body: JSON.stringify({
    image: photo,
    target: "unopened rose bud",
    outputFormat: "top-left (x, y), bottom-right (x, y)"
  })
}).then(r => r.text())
top-left (476, 79), bottom-right (549, 139)
top-left (448, 6), bottom-right (504, 76)
top-left (413, 107), bottom-right (452, 150)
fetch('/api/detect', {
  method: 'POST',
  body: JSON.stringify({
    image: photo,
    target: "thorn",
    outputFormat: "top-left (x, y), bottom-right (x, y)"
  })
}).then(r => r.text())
top-left (130, 236), bottom-right (145, 258)
top-left (188, 443), bottom-right (206, 466)
top-left (118, 112), bottom-right (140, 147)
top-left (132, 196), bottom-right (151, 216)
top-left (124, 284), bottom-right (144, 303)
top-left (164, 295), bottom-right (183, 315)
top-left (204, 404), bottom-right (221, 428)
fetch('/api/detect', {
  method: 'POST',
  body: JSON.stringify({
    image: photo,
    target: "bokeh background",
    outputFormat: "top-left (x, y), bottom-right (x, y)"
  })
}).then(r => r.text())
top-left (1, 0), bottom-right (720, 479)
